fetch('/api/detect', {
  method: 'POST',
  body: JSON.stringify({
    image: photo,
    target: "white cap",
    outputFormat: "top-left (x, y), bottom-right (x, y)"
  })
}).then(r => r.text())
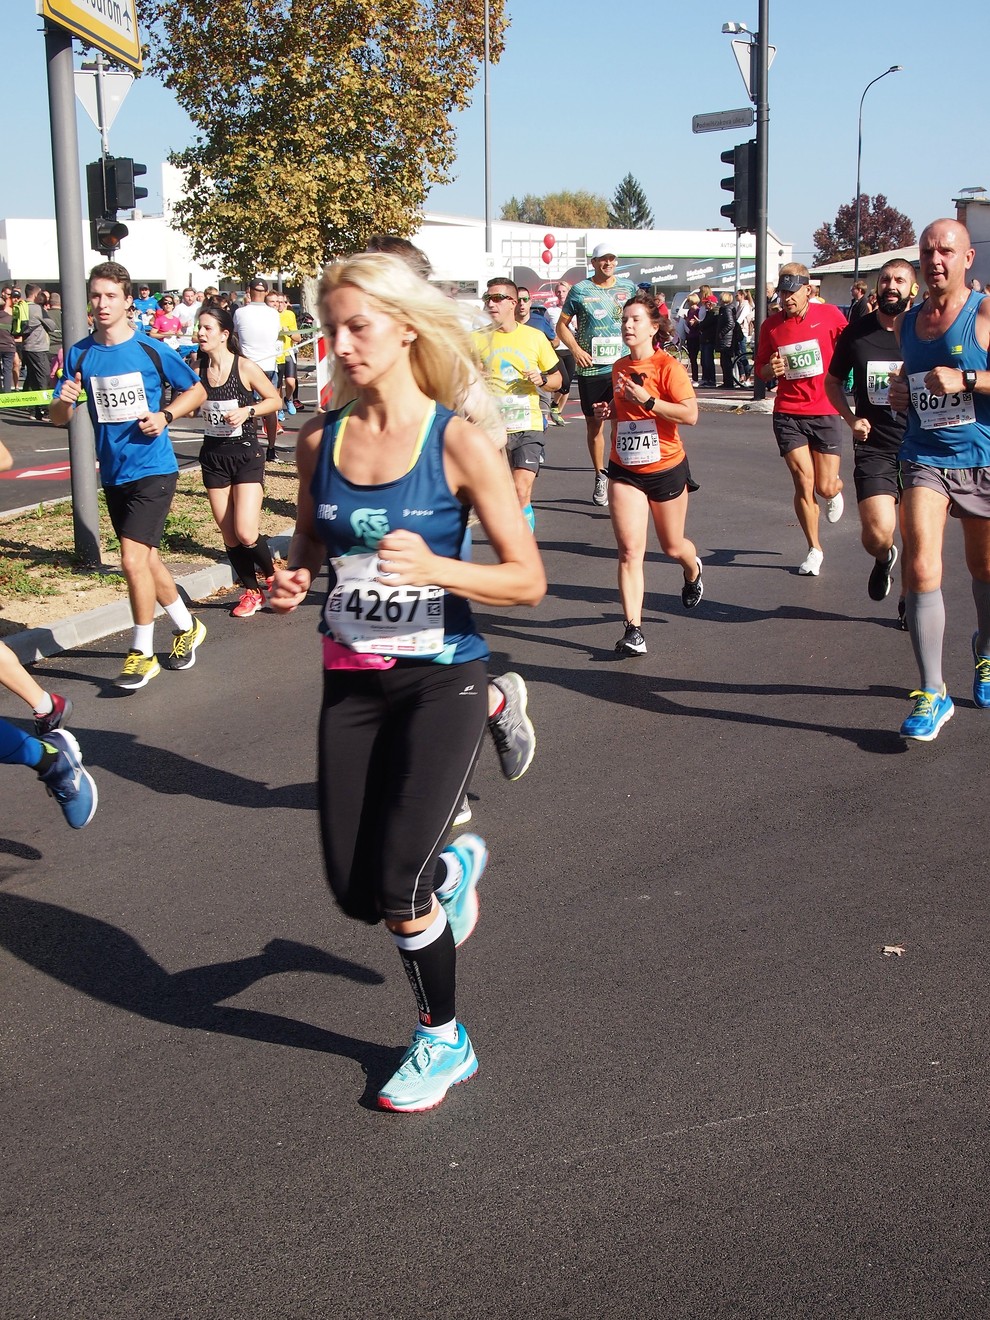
top-left (590, 242), bottom-right (617, 260)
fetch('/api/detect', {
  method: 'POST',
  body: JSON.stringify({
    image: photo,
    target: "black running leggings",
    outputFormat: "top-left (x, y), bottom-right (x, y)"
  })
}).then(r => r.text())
top-left (317, 659), bottom-right (488, 925)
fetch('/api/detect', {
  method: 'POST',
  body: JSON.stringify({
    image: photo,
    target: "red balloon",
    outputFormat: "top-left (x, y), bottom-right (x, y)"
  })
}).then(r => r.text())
top-left (541, 249), bottom-right (553, 264)
top-left (543, 233), bottom-right (556, 249)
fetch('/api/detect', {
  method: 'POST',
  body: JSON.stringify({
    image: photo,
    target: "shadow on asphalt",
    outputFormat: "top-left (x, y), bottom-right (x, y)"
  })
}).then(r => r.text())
top-left (484, 640), bottom-right (909, 755)
top-left (0, 891), bottom-right (397, 1108)
top-left (67, 727), bottom-right (317, 808)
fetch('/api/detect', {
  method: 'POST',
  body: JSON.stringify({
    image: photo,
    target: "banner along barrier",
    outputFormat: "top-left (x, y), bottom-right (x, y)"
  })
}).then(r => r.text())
top-left (0, 389), bottom-right (56, 410)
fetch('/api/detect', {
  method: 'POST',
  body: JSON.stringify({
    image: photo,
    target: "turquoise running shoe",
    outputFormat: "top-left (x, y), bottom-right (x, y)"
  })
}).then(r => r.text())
top-left (972, 634), bottom-right (990, 709)
top-left (437, 833), bottom-right (487, 947)
top-left (39, 729), bottom-right (98, 829)
top-left (378, 1023), bottom-right (478, 1113)
top-left (900, 686), bottom-right (954, 742)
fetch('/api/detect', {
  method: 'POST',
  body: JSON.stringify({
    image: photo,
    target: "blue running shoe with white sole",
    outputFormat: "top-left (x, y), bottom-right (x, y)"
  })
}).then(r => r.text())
top-left (972, 634), bottom-right (990, 709)
top-left (39, 729), bottom-right (98, 828)
top-left (437, 832), bottom-right (487, 947)
top-left (900, 686), bottom-right (954, 742)
top-left (378, 1023), bottom-right (478, 1113)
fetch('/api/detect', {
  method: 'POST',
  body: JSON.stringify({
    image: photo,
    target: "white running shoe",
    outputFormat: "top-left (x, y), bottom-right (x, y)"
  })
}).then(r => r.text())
top-left (825, 491), bottom-right (844, 523)
top-left (798, 547), bottom-right (824, 576)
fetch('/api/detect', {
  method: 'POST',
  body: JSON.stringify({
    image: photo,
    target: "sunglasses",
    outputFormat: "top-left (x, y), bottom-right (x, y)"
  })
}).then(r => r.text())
top-left (484, 293), bottom-right (514, 303)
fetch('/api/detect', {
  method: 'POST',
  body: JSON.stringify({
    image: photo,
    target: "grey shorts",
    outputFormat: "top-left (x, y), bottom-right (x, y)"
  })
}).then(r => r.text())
top-left (507, 430), bottom-right (544, 473)
top-left (772, 412), bottom-right (844, 457)
top-left (899, 460), bottom-right (990, 519)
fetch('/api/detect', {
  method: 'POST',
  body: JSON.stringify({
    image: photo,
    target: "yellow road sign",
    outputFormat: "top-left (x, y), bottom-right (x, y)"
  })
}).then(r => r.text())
top-left (41, 0), bottom-right (143, 74)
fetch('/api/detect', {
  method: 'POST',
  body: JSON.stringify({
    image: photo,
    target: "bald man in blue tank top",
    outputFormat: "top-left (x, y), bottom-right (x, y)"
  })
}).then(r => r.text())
top-left (889, 218), bottom-right (990, 741)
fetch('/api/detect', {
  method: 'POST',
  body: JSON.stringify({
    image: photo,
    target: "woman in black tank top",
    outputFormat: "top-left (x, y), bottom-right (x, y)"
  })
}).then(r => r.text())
top-left (197, 306), bottom-right (282, 617)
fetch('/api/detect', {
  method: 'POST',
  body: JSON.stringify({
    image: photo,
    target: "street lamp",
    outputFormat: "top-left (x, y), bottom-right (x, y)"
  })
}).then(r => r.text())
top-left (853, 64), bottom-right (903, 284)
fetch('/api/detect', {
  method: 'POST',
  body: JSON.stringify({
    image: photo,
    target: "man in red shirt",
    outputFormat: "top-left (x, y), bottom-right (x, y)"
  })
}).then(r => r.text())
top-left (755, 263), bottom-right (849, 575)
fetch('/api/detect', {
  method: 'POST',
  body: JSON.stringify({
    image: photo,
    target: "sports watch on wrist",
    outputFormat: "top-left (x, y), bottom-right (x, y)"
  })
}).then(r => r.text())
top-left (962, 369), bottom-right (978, 393)
top-left (163, 410), bottom-right (174, 425)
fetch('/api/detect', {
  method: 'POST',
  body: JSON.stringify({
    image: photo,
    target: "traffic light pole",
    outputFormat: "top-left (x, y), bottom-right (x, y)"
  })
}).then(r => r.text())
top-left (753, 0), bottom-right (770, 402)
top-left (45, 21), bottom-right (102, 567)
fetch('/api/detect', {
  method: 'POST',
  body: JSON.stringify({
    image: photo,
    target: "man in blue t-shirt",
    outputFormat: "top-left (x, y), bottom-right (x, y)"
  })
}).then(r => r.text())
top-left (51, 262), bottom-right (208, 691)
top-left (132, 283), bottom-right (159, 328)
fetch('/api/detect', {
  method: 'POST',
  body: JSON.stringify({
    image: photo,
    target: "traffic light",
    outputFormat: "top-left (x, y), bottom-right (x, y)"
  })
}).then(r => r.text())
top-left (93, 219), bottom-right (130, 256)
top-left (110, 158), bottom-right (148, 211)
top-left (720, 139), bottom-right (757, 232)
top-left (86, 158), bottom-right (111, 250)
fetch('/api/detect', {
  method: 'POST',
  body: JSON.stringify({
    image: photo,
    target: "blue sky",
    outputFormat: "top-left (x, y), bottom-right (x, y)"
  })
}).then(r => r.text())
top-left (5, 0), bottom-right (987, 262)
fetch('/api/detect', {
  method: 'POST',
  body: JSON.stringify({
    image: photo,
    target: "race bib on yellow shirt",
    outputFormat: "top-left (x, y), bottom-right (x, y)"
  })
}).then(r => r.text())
top-left (615, 419), bottom-right (661, 467)
top-left (91, 372), bottom-right (148, 423)
top-left (908, 372), bottom-right (976, 429)
top-left (498, 393), bottom-right (532, 432)
top-left (781, 339), bottom-right (823, 380)
top-left (324, 551), bottom-right (444, 656)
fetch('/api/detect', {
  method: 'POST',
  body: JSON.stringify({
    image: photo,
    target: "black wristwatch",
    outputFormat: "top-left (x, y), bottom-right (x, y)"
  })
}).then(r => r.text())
top-left (539, 371), bottom-right (548, 387)
top-left (162, 409), bottom-right (174, 425)
top-left (962, 369), bottom-right (978, 393)
top-left (248, 406), bottom-right (256, 418)
top-left (643, 396), bottom-right (656, 412)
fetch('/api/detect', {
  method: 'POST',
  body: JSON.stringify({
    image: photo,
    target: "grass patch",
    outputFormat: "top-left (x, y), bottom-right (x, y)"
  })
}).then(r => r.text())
top-left (0, 467), bottom-right (299, 602)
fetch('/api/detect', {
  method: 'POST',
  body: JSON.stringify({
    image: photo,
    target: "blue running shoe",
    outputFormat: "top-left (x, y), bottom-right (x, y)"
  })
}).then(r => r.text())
top-left (437, 833), bottom-right (487, 947)
top-left (378, 1023), bottom-right (478, 1113)
top-left (277, 409), bottom-right (286, 423)
top-left (900, 686), bottom-right (954, 742)
top-left (286, 398), bottom-right (297, 415)
top-left (39, 729), bottom-right (98, 828)
top-left (972, 634), bottom-right (990, 709)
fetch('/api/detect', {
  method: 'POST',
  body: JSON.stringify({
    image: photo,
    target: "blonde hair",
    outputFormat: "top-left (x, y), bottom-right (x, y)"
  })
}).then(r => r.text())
top-left (318, 253), bottom-right (500, 445)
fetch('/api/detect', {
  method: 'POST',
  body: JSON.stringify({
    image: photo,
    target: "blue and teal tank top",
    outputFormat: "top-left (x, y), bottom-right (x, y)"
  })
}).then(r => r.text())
top-left (900, 289), bottom-right (990, 468)
top-left (311, 402), bottom-right (488, 665)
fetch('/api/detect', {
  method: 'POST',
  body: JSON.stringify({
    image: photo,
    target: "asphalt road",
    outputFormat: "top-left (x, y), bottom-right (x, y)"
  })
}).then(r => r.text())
top-left (2, 406), bottom-right (988, 1319)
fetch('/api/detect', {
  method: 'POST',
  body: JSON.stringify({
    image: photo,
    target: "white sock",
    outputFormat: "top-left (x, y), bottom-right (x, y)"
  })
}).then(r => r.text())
top-left (434, 852), bottom-right (462, 897)
top-left (417, 1018), bottom-right (458, 1044)
top-left (131, 623), bottom-right (155, 655)
top-left (164, 598), bottom-right (194, 633)
top-left (32, 692), bottom-right (54, 716)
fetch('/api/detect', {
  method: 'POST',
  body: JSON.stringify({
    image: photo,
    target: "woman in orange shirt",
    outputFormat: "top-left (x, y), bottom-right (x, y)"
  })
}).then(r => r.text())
top-left (595, 290), bottom-right (702, 656)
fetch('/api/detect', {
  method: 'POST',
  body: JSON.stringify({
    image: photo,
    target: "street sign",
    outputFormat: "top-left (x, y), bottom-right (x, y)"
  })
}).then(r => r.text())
top-left (40, 0), bottom-right (143, 73)
top-left (74, 68), bottom-right (134, 134)
top-left (692, 107), bottom-right (755, 135)
top-left (730, 38), bottom-right (776, 102)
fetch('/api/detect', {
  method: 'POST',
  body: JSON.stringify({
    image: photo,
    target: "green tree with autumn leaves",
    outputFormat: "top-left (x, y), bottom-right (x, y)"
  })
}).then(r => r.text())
top-left (137, 0), bottom-right (508, 282)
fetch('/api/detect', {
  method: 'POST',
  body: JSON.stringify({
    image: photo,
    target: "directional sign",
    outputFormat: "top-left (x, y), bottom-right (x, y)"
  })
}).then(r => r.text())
top-left (692, 107), bottom-right (756, 135)
top-left (40, 0), bottom-right (143, 74)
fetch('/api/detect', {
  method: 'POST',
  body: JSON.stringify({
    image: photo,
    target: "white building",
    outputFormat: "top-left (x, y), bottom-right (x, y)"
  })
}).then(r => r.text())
top-left (1, 162), bottom-right (792, 303)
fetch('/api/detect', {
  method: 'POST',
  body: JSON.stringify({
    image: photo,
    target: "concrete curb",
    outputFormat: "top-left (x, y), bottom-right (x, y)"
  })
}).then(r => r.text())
top-left (5, 533), bottom-right (293, 666)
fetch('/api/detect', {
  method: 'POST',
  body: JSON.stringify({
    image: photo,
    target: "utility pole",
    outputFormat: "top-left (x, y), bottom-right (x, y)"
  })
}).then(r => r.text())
top-left (753, 0), bottom-right (770, 402)
top-left (45, 22), bottom-right (102, 566)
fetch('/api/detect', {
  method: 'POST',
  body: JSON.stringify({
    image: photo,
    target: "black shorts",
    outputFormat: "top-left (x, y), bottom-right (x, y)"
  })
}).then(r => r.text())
top-left (578, 372), bottom-right (614, 418)
top-left (103, 472), bottom-right (178, 547)
top-left (507, 430), bottom-right (544, 473)
top-left (318, 659), bottom-right (488, 924)
top-left (607, 456), bottom-right (689, 503)
top-left (853, 443), bottom-right (900, 503)
top-left (200, 441), bottom-right (266, 489)
top-left (277, 357), bottom-right (297, 385)
top-left (772, 412), bottom-right (844, 457)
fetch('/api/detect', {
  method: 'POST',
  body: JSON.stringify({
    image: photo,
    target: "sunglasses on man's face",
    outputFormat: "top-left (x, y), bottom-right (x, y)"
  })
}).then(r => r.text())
top-left (484, 293), bottom-right (514, 303)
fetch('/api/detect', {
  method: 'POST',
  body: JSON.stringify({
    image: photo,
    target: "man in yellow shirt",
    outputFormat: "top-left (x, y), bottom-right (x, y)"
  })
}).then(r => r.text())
top-left (472, 277), bottom-right (561, 532)
top-left (277, 292), bottom-right (302, 414)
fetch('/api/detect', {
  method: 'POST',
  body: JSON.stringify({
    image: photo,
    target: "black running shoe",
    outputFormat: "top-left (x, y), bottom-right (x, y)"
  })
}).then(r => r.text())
top-left (681, 557), bottom-right (704, 609)
top-left (616, 623), bottom-right (647, 656)
top-left (868, 544), bottom-right (898, 602)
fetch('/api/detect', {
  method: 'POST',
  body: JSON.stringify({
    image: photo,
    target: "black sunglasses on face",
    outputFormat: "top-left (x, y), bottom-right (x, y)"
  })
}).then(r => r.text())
top-left (484, 293), bottom-right (514, 303)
